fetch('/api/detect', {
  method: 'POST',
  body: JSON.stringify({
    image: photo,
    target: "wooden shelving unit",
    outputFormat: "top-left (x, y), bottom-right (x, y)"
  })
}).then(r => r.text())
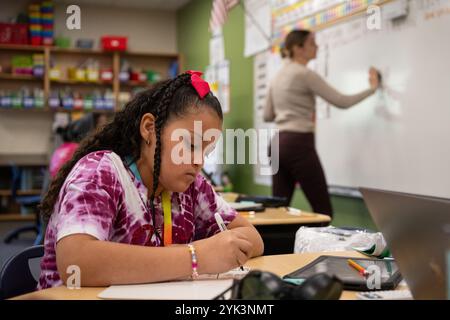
top-left (121, 80), bottom-right (150, 87)
top-left (0, 73), bottom-right (43, 81)
top-left (0, 213), bottom-right (36, 222)
top-left (50, 79), bottom-right (113, 85)
top-left (50, 47), bottom-right (111, 55)
top-left (0, 189), bottom-right (41, 196)
top-left (0, 44), bottom-right (46, 52)
top-left (0, 44), bottom-right (180, 113)
top-left (0, 44), bottom-right (180, 220)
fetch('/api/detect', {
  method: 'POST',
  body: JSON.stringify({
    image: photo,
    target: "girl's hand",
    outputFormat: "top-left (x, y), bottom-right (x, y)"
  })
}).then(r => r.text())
top-left (193, 230), bottom-right (253, 274)
top-left (369, 67), bottom-right (380, 90)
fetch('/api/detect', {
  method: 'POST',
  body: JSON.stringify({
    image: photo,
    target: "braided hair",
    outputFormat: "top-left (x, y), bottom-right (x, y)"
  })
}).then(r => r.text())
top-left (40, 72), bottom-right (223, 226)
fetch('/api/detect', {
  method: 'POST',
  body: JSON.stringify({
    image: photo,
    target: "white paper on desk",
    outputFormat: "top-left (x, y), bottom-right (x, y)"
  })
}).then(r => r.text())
top-left (198, 267), bottom-right (250, 280)
top-left (98, 279), bottom-right (234, 300)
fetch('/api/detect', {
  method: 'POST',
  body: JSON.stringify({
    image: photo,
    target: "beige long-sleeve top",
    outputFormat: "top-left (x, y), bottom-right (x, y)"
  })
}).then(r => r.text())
top-left (264, 59), bottom-right (376, 132)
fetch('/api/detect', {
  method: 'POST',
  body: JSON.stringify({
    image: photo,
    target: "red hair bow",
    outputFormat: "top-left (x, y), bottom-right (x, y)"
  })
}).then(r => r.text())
top-left (187, 70), bottom-right (210, 99)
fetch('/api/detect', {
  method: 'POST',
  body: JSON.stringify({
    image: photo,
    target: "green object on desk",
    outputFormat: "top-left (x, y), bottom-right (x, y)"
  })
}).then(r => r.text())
top-left (355, 245), bottom-right (391, 259)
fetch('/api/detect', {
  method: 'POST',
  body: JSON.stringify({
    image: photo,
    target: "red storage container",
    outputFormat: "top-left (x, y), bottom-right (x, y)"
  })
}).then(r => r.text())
top-left (130, 71), bottom-right (140, 82)
top-left (101, 36), bottom-right (127, 51)
top-left (30, 37), bottom-right (42, 46)
top-left (0, 23), bottom-right (28, 45)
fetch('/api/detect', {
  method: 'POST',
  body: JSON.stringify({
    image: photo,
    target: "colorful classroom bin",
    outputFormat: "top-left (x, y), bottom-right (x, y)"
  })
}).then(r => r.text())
top-left (42, 38), bottom-right (53, 45)
top-left (101, 69), bottom-right (114, 82)
top-left (34, 92), bottom-right (45, 108)
top-left (11, 55), bottom-right (33, 75)
top-left (94, 97), bottom-right (104, 110)
top-left (28, 4), bottom-right (40, 12)
top-left (43, 38), bottom-right (53, 44)
top-left (83, 96), bottom-right (94, 110)
top-left (1, 96), bottom-right (12, 108)
top-left (49, 67), bottom-right (61, 80)
top-left (30, 37), bottom-right (42, 46)
top-left (101, 36), bottom-right (128, 51)
top-left (28, 1), bottom-right (54, 46)
top-left (0, 23), bottom-right (28, 45)
top-left (41, 30), bottom-right (53, 38)
top-left (23, 96), bottom-right (34, 109)
top-left (29, 17), bottom-right (41, 24)
top-left (62, 96), bottom-right (74, 110)
top-left (55, 37), bottom-right (71, 48)
top-left (68, 67), bottom-right (86, 81)
top-left (86, 68), bottom-right (100, 82)
top-left (41, 1), bottom-right (54, 10)
top-left (73, 96), bottom-right (84, 110)
top-left (48, 94), bottom-right (60, 109)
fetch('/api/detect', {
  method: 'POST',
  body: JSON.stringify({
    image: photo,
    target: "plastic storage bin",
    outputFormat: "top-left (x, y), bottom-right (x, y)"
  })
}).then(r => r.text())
top-left (101, 36), bottom-right (127, 51)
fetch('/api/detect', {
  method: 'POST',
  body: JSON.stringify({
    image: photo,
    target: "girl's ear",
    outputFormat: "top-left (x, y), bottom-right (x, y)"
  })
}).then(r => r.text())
top-left (292, 44), bottom-right (303, 56)
top-left (140, 113), bottom-right (156, 144)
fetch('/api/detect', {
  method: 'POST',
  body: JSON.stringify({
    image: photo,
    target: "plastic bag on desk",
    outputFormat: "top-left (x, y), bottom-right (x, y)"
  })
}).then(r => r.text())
top-left (294, 226), bottom-right (390, 258)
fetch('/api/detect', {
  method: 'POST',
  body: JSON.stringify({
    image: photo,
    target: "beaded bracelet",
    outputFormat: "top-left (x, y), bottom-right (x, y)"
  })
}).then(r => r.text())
top-left (187, 244), bottom-right (199, 280)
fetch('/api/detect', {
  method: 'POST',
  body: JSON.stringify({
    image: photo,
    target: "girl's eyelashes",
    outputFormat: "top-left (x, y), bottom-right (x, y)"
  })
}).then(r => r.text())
top-left (181, 139), bottom-right (202, 156)
top-left (180, 134), bottom-right (215, 155)
top-left (186, 141), bottom-right (201, 151)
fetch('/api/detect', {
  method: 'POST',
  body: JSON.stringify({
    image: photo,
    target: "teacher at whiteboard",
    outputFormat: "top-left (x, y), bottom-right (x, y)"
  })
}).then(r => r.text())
top-left (264, 30), bottom-right (380, 217)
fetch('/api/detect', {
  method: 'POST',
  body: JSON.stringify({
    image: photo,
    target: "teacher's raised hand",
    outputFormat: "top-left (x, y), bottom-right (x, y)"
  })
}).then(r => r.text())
top-left (369, 67), bottom-right (381, 90)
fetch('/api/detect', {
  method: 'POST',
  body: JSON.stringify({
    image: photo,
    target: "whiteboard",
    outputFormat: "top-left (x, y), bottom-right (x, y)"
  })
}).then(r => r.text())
top-left (315, 0), bottom-right (450, 198)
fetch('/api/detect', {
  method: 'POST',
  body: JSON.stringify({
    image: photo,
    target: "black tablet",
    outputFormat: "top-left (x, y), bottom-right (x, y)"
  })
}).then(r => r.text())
top-left (283, 256), bottom-right (403, 291)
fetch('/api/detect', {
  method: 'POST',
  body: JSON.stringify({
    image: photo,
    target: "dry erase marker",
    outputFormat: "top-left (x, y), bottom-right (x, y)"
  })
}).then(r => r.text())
top-left (377, 70), bottom-right (383, 88)
top-left (214, 212), bottom-right (244, 271)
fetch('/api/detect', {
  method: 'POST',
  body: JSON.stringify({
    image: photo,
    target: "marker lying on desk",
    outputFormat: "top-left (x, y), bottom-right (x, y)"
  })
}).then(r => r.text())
top-left (214, 212), bottom-right (245, 271)
top-left (348, 259), bottom-right (368, 277)
top-left (286, 207), bottom-right (302, 216)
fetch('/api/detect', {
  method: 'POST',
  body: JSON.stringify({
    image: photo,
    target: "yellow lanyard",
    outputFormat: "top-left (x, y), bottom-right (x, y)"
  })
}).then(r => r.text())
top-left (127, 158), bottom-right (172, 246)
top-left (162, 190), bottom-right (172, 246)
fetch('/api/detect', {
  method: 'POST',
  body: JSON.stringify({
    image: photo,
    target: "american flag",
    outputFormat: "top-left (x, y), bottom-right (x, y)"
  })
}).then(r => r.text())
top-left (209, 0), bottom-right (240, 32)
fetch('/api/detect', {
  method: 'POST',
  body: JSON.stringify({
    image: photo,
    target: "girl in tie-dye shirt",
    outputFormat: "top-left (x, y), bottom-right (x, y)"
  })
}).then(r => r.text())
top-left (38, 72), bottom-right (264, 289)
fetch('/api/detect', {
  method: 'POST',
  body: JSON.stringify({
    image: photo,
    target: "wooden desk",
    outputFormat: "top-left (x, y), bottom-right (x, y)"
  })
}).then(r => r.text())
top-left (245, 251), bottom-right (409, 300)
top-left (239, 208), bottom-right (330, 226)
top-left (239, 208), bottom-right (331, 255)
top-left (13, 251), bottom-right (406, 300)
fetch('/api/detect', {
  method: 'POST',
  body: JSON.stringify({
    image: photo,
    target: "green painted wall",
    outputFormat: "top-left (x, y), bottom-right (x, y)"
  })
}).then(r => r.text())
top-left (177, 0), bottom-right (376, 230)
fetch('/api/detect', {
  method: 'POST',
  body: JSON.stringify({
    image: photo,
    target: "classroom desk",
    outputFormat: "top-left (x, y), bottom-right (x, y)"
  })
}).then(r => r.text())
top-left (239, 208), bottom-right (331, 255)
top-left (12, 251), bottom-right (406, 300)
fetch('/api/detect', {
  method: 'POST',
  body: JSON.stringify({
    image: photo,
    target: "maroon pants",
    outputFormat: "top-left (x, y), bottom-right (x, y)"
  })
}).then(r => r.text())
top-left (271, 131), bottom-right (333, 217)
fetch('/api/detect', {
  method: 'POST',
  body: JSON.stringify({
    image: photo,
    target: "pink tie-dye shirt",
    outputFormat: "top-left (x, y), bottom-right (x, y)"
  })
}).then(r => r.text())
top-left (38, 150), bottom-right (237, 290)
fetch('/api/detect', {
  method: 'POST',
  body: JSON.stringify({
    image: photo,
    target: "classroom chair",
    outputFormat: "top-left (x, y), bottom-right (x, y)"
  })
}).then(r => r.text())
top-left (0, 245), bottom-right (44, 299)
top-left (3, 165), bottom-right (48, 245)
